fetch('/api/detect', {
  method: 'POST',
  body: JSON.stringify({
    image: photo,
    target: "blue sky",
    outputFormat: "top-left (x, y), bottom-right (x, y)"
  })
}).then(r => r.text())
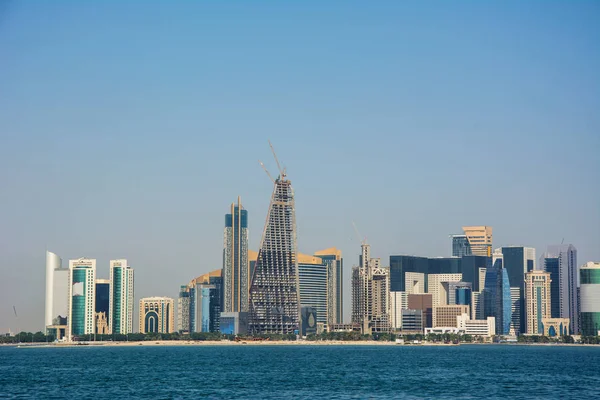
top-left (1, 2), bottom-right (599, 332)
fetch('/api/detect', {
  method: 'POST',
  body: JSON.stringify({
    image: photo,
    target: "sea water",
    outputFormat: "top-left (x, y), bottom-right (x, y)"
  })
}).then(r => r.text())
top-left (1, 344), bottom-right (599, 399)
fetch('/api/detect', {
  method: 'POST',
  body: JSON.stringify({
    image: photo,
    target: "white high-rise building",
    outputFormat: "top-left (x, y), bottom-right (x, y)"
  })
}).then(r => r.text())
top-left (67, 258), bottom-right (96, 340)
top-left (45, 251), bottom-right (69, 330)
top-left (390, 291), bottom-right (408, 329)
top-left (428, 274), bottom-right (462, 307)
top-left (109, 259), bottom-right (135, 334)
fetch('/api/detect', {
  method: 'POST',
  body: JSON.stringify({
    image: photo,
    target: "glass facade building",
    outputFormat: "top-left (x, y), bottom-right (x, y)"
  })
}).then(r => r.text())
top-left (313, 248), bottom-right (343, 324)
top-left (67, 258), bottom-right (96, 340)
top-left (223, 197), bottom-right (249, 313)
top-left (541, 256), bottom-right (561, 318)
top-left (451, 235), bottom-right (472, 258)
top-left (580, 263), bottom-right (600, 336)
top-left (109, 260), bottom-right (134, 335)
top-left (483, 267), bottom-right (512, 335)
top-left (500, 247), bottom-right (535, 335)
top-left (298, 255), bottom-right (329, 326)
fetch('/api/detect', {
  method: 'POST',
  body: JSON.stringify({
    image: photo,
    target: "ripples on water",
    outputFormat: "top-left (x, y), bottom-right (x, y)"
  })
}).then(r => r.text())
top-left (1, 344), bottom-right (599, 399)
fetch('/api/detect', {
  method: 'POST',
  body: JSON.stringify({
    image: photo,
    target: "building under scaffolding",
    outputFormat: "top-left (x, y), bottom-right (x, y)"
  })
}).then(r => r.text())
top-left (248, 146), bottom-right (300, 335)
top-left (351, 244), bottom-right (391, 334)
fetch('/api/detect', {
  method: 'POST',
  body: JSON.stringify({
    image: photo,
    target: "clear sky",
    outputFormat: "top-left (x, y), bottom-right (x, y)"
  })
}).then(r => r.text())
top-left (1, 2), bottom-right (599, 332)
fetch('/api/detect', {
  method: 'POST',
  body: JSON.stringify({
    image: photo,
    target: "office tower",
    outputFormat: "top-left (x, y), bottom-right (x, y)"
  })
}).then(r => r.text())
top-left (300, 306), bottom-right (318, 336)
top-left (433, 305), bottom-right (470, 328)
top-left (45, 251), bottom-right (69, 333)
top-left (351, 244), bottom-right (391, 333)
top-left (483, 267), bottom-right (512, 335)
top-left (580, 262), bottom-right (600, 336)
top-left (408, 294), bottom-right (433, 328)
top-left (95, 279), bottom-right (110, 334)
top-left (67, 258), bottom-right (96, 340)
top-left (472, 292), bottom-right (484, 320)
top-left (457, 314), bottom-right (496, 337)
top-left (525, 271), bottom-right (551, 335)
top-left (223, 197), bottom-right (249, 314)
top-left (401, 309), bottom-right (424, 333)
top-left (314, 247), bottom-right (343, 324)
top-left (297, 253), bottom-right (328, 326)
top-left (450, 235), bottom-right (471, 257)
top-left (461, 255), bottom-right (492, 292)
top-left (389, 256), bottom-right (461, 292)
top-left (139, 297), bottom-right (175, 334)
top-left (190, 269), bottom-right (222, 333)
top-left (177, 285), bottom-right (191, 333)
top-left (542, 244), bottom-right (579, 334)
top-left (390, 292), bottom-right (408, 329)
top-left (220, 312), bottom-right (249, 335)
top-left (248, 168), bottom-right (300, 335)
top-left (428, 274), bottom-right (462, 307)
top-left (499, 246), bottom-right (536, 335)
top-left (109, 259), bottom-right (134, 335)
top-left (405, 272), bottom-right (425, 294)
top-left (448, 282), bottom-right (473, 307)
top-left (462, 226), bottom-right (493, 257)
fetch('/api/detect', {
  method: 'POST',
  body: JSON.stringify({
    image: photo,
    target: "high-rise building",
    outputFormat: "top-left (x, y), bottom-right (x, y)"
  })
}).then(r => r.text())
top-left (297, 253), bottom-right (328, 327)
top-left (95, 279), bottom-right (110, 334)
top-left (139, 297), bottom-right (175, 334)
top-left (427, 274), bottom-right (462, 307)
top-left (189, 270), bottom-right (222, 333)
top-left (407, 293), bottom-right (433, 328)
top-left (450, 235), bottom-right (471, 257)
top-left (351, 244), bottom-right (391, 333)
top-left (525, 271), bottom-right (551, 335)
top-left (177, 285), bottom-right (191, 333)
top-left (462, 226), bottom-right (493, 257)
top-left (542, 244), bottom-right (578, 334)
top-left (249, 168), bottom-right (300, 335)
top-left (483, 266), bottom-right (512, 335)
top-left (109, 259), bottom-right (134, 335)
top-left (313, 247), bottom-right (343, 324)
top-left (405, 272), bottom-right (425, 294)
top-left (580, 262), bottom-right (600, 336)
top-left (448, 282), bottom-right (473, 308)
top-left (67, 258), bottom-right (96, 340)
top-left (499, 246), bottom-right (536, 335)
top-left (223, 197), bottom-right (249, 314)
top-left (390, 291), bottom-right (408, 329)
top-left (389, 256), bottom-right (461, 292)
top-left (45, 251), bottom-right (69, 332)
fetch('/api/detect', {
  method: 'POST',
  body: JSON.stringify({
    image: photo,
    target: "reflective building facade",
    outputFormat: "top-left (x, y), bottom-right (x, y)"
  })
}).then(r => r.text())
top-left (223, 197), bottom-right (249, 313)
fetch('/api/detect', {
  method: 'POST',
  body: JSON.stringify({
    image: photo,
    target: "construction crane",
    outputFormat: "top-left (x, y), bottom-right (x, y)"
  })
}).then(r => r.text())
top-left (352, 221), bottom-right (367, 246)
top-left (259, 160), bottom-right (275, 183)
top-left (269, 140), bottom-right (286, 179)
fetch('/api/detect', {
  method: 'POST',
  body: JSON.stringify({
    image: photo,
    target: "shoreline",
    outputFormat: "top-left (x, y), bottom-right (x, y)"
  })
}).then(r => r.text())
top-left (6, 340), bottom-right (600, 348)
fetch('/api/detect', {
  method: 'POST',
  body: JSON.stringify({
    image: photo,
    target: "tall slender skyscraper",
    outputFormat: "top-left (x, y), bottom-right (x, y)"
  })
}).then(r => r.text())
top-left (223, 197), bottom-right (249, 313)
top-left (499, 246), bottom-right (536, 335)
top-left (45, 251), bottom-right (69, 331)
top-left (67, 258), bottom-right (96, 340)
top-left (249, 167), bottom-right (300, 335)
top-left (525, 271), bottom-right (551, 334)
top-left (542, 244), bottom-right (579, 334)
top-left (314, 247), bottom-right (343, 324)
top-left (109, 259), bottom-right (134, 334)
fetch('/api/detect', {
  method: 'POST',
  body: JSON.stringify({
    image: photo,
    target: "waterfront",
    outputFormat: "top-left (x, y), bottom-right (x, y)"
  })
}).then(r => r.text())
top-left (1, 345), bottom-right (599, 399)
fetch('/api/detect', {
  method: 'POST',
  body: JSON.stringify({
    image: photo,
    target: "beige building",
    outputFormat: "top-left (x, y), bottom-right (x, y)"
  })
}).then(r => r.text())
top-left (95, 312), bottom-right (109, 334)
top-left (463, 226), bottom-right (493, 257)
top-left (525, 271), bottom-right (551, 334)
top-left (428, 274), bottom-right (462, 307)
top-left (457, 313), bottom-right (496, 337)
top-left (139, 297), bottom-right (175, 334)
top-left (433, 305), bottom-right (470, 328)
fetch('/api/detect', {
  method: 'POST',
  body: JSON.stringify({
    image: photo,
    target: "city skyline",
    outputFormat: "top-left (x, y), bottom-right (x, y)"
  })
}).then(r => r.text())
top-left (1, 2), bottom-right (599, 333)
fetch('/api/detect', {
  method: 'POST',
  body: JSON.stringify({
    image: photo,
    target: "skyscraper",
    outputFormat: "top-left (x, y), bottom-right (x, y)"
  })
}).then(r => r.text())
top-left (542, 244), bottom-right (579, 334)
top-left (525, 271), bottom-right (551, 335)
top-left (483, 266), bottom-right (512, 335)
top-left (462, 226), bottom-right (493, 257)
top-left (45, 251), bottom-right (68, 332)
top-left (67, 258), bottom-right (96, 340)
top-left (297, 253), bottom-right (329, 326)
top-left (189, 269), bottom-right (222, 333)
top-left (109, 259), bottom-right (134, 335)
top-left (351, 244), bottom-right (391, 333)
top-left (177, 285), bottom-right (191, 333)
top-left (223, 197), bottom-right (249, 313)
top-left (580, 262), bottom-right (600, 336)
top-left (249, 167), bottom-right (300, 335)
top-left (450, 235), bottom-right (471, 257)
top-left (427, 273), bottom-right (462, 307)
top-left (139, 297), bottom-right (175, 334)
top-left (313, 248), bottom-right (343, 324)
top-left (499, 246), bottom-right (536, 335)
top-left (95, 279), bottom-right (110, 334)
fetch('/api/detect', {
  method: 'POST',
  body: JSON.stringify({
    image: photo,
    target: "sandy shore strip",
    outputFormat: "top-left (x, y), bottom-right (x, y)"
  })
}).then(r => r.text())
top-left (16, 340), bottom-right (403, 348)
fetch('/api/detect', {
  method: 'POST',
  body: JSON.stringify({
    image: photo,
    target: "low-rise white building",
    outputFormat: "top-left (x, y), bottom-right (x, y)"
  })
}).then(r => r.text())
top-left (456, 313), bottom-right (496, 337)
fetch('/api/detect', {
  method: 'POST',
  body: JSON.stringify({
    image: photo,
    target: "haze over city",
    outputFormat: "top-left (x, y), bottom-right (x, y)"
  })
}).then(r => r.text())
top-left (1, 2), bottom-right (599, 333)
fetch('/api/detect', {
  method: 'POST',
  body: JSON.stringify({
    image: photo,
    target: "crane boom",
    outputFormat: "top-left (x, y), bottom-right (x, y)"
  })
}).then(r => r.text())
top-left (268, 140), bottom-right (285, 178)
top-left (259, 160), bottom-right (275, 183)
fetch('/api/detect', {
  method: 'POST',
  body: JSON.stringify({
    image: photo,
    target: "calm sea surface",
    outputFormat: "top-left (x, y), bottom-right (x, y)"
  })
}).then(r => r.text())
top-left (1, 344), bottom-right (599, 399)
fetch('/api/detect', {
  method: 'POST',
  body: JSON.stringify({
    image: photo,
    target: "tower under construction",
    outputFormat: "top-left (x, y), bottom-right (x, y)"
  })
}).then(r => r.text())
top-left (351, 243), bottom-right (391, 334)
top-left (248, 144), bottom-right (300, 335)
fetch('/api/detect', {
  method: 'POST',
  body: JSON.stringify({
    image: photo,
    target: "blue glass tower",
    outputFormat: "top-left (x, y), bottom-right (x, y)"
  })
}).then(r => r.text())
top-left (484, 267), bottom-right (512, 335)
